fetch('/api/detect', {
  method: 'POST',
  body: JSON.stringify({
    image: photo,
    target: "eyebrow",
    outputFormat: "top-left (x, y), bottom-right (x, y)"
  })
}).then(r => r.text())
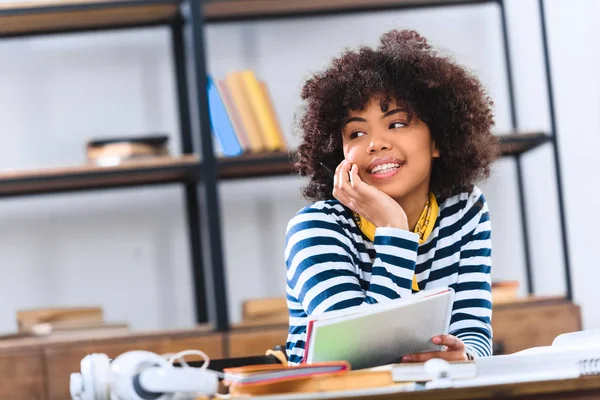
top-left (342, 108), bottom-right (408, 127)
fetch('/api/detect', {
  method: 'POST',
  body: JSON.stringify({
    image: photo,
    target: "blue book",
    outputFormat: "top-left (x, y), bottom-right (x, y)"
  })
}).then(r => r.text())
top-left (207, 75), bottom-right (243, 157)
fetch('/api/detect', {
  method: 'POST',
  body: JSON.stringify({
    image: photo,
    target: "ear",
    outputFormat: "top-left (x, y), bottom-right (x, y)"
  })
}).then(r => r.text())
top-left (432, 141), bottom-right (440, 158)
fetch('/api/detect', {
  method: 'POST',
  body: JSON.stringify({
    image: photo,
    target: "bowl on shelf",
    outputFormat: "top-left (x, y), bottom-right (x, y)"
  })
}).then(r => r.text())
top-left (86, 135), bottom-right (170, 166)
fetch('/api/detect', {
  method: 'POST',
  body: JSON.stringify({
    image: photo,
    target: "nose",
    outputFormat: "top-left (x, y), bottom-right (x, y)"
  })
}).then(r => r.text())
top-left (367, 132), bottom-right (392, 154)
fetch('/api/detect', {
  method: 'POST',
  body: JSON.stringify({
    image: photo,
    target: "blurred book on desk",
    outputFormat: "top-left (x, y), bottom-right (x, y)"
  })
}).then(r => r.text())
top-left (0, 306), bottom-right (129, 339)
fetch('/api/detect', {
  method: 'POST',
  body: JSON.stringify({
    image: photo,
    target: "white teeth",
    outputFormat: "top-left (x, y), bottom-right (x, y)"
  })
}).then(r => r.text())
top-left (370, 163), bottom-right (401, 174)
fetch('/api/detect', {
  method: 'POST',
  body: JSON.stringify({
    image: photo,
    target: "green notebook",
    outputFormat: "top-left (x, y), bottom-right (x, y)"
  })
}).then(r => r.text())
top-left (304, 288), bottom-right (454, 370)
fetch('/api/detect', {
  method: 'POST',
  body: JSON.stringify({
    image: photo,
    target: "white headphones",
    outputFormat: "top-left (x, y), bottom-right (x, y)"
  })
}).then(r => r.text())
top-left (70, 350), bottom-right (219, 400)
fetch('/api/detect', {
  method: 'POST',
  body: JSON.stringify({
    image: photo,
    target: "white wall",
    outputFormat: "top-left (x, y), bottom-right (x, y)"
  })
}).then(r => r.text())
top-left (0, 0), bottom-right (595, 333)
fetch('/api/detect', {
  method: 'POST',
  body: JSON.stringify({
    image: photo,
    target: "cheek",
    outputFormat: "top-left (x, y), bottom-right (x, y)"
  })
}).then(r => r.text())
top-left (407, 134), bottom-right (435, 159)
top-left (344, 145), bottom-right (362, 163)
top-left (405, 141), bottom-right (435, 172)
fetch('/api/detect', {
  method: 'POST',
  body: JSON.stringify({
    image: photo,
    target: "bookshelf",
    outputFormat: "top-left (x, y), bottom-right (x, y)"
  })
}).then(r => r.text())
top-left (0, 0), bottom-right (572, 333)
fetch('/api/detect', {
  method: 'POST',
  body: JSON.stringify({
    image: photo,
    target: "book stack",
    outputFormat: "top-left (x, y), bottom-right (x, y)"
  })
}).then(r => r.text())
top-left (207, 70), bottom-right (287, 157)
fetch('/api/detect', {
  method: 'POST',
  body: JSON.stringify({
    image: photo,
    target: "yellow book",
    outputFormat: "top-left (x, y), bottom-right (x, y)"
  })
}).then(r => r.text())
top-left (240, 70), bottom-right (285, 151)
top-left (225, 72), bottom-right (265, 152)
top-left (259, 80), bottom-right (287, 150)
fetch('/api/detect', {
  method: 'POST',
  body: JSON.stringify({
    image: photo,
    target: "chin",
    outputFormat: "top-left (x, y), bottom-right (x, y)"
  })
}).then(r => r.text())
top-left (370, 180), bottom-right (411, 199)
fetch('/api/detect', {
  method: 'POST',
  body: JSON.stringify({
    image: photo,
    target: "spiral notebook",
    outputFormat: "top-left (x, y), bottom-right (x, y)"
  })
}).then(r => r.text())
top-left (451, 329), bottom-right (600, 388)
top-left (304, 288), bottom-right (455, 369)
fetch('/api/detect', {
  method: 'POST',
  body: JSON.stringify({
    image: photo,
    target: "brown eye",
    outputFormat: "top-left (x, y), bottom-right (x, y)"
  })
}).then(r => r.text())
top-left (349, 130), bottom-right (366, 139)
top-left (390, 122), bottom-right (406, 129)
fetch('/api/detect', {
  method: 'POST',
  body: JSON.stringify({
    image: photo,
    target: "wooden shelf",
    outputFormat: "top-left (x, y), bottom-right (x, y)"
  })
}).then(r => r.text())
top-left (499, 131), bottom-right (552, 156)
top-left (203, 0), bottom-right (491, 22)
top-left (216, 151), bottom-right (295, 180)
top-left (0, 155), bottom-right (200, 197)
top-left (0, 0), bottom-right (180, 37)
top-left (0, 0), bottom-right (493, 37)
top-left (214, 132), bottom-right (552, 180)
top-left (0, 152), bottom-right (295, 198)
top-left (0, 132), bottom-right (551, 197)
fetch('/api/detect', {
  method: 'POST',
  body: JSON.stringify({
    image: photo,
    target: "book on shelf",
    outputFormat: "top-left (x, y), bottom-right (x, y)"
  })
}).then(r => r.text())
top-left (239, 70), bottom-right (286, 151)
top-left (215, 78), bottom-right (251, 151)
top-left (207, 75), bottom-right (244, 157)
top-left (209, 69), bottom-right (287, 157)
top-left (304, 288), bottom-right (455, 370)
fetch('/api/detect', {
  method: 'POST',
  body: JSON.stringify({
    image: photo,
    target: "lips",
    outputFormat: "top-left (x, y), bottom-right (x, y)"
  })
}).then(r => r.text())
top-left (370, 162), bottom-right (402, 175)
top-left (367, 158), bottom-right (405, 175)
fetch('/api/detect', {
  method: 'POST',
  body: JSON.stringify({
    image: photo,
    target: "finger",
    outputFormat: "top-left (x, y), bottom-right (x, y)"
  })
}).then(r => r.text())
top-left (402, 350), bottom-right (467, 363)
top-left (349, 164), bottom-right (360, 189)
top-left (334, 188), bottom-right (361, 213)
top-left (336, 160), bottom-right (351, 190)
top-left (339, 162), bottom-right (361, 199)
top-left (349, 164), bottom-right (375, 196)
top-left (432, 335), bottom-right (464, 351)
top-left (332, 184), bottom-right (349, 203)
top-left (333, 180), bottom-right (359, 210)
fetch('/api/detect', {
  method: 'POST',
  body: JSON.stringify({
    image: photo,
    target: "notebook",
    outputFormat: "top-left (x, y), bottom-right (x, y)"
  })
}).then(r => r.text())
top-left (304, 288), bottom-right (455, 369)
top-left (447, 329), bottom-right (600, 388)
top-left (222, 362), bottom-right (350, 386)
top-left (372, 360), bottom-right (476, 382)
top-left (222, 363), bottom-right (394, 396)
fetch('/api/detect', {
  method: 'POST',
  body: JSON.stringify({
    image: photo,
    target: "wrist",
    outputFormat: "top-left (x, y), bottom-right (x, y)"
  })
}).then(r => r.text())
top-left (380, 219), bottom-right (409, 230)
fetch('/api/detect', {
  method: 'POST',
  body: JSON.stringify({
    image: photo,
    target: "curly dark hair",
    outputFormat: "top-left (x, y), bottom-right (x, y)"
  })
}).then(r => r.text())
top-left (295, 29), bottom-right (500, 201)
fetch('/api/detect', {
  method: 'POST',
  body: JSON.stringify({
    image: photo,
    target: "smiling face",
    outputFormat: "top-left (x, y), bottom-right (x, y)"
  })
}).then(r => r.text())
top-left (341, 97), bottom-right (439, 202)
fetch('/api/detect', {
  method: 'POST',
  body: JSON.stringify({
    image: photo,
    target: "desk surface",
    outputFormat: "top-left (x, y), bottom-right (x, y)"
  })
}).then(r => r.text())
top-left (238, 375), bottom-right (600, 400)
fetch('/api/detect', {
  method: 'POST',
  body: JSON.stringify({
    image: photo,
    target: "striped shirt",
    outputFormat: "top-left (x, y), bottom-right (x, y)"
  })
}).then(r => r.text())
top-left (284, 186), bottom-right (493, 365)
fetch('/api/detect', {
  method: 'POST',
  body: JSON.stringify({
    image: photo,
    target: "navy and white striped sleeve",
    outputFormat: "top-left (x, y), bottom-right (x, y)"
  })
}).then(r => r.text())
top-left (450, 189), bottom-right (493, 358)
top-left (285, 206), bottom-right (420, 358)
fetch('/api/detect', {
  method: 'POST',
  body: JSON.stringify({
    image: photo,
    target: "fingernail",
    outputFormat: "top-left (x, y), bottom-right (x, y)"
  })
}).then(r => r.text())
top-left (432, 337), bottom-right (442, 344)
top-left (402, 356), bottom-right (411, 361)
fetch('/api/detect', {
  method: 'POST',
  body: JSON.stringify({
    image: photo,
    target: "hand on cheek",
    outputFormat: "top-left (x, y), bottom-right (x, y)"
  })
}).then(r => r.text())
top-left (332, 160), bottom-right (409, 230)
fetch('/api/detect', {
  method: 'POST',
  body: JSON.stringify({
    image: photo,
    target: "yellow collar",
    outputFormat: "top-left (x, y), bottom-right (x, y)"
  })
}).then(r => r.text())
top-left (353, 193), bottom-right (439, 292)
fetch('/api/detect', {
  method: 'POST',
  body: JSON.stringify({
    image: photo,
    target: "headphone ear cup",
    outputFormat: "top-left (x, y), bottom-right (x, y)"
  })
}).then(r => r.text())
top-left (109, 350), bottom-right (170, 400)
top-left (79, 353), bottom-right (111, 400)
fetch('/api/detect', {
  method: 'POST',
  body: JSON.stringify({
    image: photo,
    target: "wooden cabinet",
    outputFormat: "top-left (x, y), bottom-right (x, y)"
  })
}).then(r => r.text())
top-left (0, 349), bottom-right (46, 400)
top-left (227, 326), bottom-right (288, 358)
top-left (492, 297), bottom-right (582, 355)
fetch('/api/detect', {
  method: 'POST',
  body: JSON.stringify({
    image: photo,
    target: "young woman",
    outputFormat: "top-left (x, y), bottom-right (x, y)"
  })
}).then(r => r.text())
top-left (285, 29), bottom-right (499, 365)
